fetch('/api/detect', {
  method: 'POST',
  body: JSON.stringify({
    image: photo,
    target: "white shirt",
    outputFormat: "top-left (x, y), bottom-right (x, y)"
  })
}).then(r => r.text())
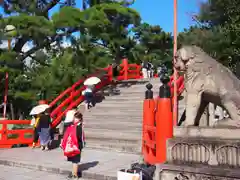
top-left (64, 109), bottom-right (76, 123)
top-left (82, 86), bottom-right (93, 95)
top-left (30, 117), bottom-right (35, 126)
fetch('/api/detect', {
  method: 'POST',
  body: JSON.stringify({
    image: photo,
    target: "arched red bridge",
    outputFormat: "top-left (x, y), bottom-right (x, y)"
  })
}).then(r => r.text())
top-left (0, 59), bottom-right (184, 148)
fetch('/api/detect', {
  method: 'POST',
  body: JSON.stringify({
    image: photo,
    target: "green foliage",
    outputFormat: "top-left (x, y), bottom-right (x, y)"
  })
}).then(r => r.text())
top-left (179, 0), bottom-right (240, 74)
top-left (132, 23), bottom-right (173, 70)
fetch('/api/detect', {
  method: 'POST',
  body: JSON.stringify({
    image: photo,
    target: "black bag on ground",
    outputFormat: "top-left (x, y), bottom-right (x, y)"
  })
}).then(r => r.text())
top-left (130, 163), bottom-right (156, 180)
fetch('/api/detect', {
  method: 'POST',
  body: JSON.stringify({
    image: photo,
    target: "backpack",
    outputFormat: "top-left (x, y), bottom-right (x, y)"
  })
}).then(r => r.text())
top-left (61, 124), bottom-right (80, 157)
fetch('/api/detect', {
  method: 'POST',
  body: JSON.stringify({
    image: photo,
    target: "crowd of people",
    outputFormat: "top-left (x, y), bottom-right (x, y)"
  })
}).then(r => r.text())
top-left (141, 60), bottom-right (168, 79)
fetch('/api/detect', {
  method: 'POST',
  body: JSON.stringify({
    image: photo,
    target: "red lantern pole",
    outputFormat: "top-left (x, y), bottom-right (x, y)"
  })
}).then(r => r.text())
top-left (173, 0), bottom-right (178, 126)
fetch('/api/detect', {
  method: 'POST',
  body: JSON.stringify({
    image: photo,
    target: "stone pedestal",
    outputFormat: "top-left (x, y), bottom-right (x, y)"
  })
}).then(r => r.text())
top-left (156, 127), bottom-right (240, 180)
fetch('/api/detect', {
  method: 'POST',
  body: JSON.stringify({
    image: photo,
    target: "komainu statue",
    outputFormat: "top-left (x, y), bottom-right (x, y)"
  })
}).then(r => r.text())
top-left (174, 45), bottom-right (240, 127)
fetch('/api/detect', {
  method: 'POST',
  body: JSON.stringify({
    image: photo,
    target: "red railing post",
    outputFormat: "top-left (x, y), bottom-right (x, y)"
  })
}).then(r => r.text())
top-left (122, 58), bottom-right (128, 80)
top-left (108, 65), bottom-right (113, 82)
top-left (155, 77), bottom-right (173, 163)
top-left (142, 83), bottom-right (156, 164)
top-left (1, 123), bottom-right (8, 141)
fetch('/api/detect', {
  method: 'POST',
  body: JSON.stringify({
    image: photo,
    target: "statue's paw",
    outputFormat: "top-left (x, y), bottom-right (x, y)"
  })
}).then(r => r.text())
top-left (213, 118), bottom-right (240, 128)
top-left (238, 109), bottom-right (240, 116)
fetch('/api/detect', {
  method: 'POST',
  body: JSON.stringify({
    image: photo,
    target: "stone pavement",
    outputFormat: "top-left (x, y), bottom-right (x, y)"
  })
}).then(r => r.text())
top-left (0, 147), bottom-right (140, 180)
top-left (0, 164), bottom-right (91, 180)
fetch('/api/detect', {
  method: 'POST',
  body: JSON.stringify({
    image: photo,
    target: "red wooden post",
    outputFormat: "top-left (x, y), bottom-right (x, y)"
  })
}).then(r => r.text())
top-left (142, 83), bottom-right (156, 164)
top-left (1, 123), bottom-right (7, 141)
top-left (122, 59), bottom-right (128, 80)
top-left (155, 77), bottom-right (173, 163)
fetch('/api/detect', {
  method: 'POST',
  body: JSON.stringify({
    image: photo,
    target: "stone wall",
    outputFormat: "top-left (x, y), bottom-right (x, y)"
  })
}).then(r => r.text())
top-left (156, 127), bottom-right (240, 180)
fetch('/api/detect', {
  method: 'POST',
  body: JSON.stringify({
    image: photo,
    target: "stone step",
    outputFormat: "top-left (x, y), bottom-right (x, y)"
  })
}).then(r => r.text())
top-left (84, 110), bottom-right (142, 116)
top-left (91, 106), bottom-right (143, 110)
top-left (83, 116), bottom-right (142, 123)
top-left (85, 140), bottom-right (141, 154)
top-left (97, 100), bottom-right (144, 104)
top-left (114, 85), bottom-right (159, 89)
top-left (84, 120), bottom-right (142, 127)
top-left (84, 122), bottom-right (142, 131)
top-left (88, 106), bottom-right (185, 113)
top-left (84, 108), bottom-right (185, 120)
top-left (103, 96), bottom-right (145, 101)
top-left (101, 97), bottom-right (144, 102)
top-left (84, 114), bottom-right (142, 119)
top-left (102, 97), bottom-right (185, 103)
top-left (96, 101), bottom-right (186, 108)
top-left (117, 90), bottom-right (159, 94)
top-left (84, 128), bottom-right (141, 142)
top-left (84, 113), bottom-right (142, 118)
top-left (95, 100), bottom-right (143, 108)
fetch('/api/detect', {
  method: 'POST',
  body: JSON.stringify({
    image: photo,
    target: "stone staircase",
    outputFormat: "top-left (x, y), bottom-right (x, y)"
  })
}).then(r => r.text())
top-left (81, 78), bottom-right (185, 155)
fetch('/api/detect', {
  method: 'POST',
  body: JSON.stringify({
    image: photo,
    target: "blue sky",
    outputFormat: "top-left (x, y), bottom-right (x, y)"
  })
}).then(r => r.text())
top-left (130, 0), bottom-right (204, 32)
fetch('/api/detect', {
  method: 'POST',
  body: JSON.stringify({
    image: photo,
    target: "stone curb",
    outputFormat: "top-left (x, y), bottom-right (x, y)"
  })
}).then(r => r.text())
top-left (0, 159), bottom-right (117, 180)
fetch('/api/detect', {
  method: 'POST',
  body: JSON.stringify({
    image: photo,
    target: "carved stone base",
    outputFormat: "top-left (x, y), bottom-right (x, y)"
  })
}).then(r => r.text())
top-left (155, 127), bottom-right (240, 180)
top-left (156, 164), bottom-right (240, 180)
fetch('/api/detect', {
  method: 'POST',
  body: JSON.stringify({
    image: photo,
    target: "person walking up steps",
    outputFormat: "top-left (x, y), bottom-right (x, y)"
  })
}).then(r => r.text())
top-left (82, 85), bottom-right (94, 111)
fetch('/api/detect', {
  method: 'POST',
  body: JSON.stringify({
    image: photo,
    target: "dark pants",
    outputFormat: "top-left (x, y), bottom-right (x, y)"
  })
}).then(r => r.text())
top-left (33, 128), bottom-right (39, 143)
top-left (84, 92), bottom-right (93, 104)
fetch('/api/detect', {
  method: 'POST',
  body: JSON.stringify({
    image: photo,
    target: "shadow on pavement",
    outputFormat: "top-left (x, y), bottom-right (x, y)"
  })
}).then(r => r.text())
top-left (78, 161), bottom-right (99, 177)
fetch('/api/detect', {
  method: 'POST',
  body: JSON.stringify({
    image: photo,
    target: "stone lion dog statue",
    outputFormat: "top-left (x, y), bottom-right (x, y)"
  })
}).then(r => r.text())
top-left (175, 45), bottom-right (240, 127)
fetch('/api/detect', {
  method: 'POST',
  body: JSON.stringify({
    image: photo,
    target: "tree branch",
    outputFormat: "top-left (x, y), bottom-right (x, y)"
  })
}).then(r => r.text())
top-left (18, 28), bottom-right (78, 62)
top-left (28, 54), bottom-right (49, 67)
top-left (41, 0), bottom-right (61, 14)
top-left (14, 0), bottom-right (60, 52)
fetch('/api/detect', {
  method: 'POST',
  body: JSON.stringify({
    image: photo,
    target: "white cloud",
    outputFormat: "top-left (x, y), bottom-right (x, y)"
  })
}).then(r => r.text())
top-left (0, 40), bottom-right (31, 52)
top-left (21, 43), bottom-right (31, 53)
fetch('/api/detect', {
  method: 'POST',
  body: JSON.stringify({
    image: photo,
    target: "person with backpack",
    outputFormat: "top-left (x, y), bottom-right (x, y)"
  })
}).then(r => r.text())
top-left (61, 111), bottom-right (85, 179)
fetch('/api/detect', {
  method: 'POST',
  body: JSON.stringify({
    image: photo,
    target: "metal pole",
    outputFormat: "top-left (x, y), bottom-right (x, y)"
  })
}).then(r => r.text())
top-left (3, 39), bottom-right (11, 119)
top-left (173, 0), bottom-right (178, 126)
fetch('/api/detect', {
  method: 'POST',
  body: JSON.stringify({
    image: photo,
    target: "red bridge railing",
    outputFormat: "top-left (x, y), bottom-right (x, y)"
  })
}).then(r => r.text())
top-left (0, 59), bottom-right (184, 148)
